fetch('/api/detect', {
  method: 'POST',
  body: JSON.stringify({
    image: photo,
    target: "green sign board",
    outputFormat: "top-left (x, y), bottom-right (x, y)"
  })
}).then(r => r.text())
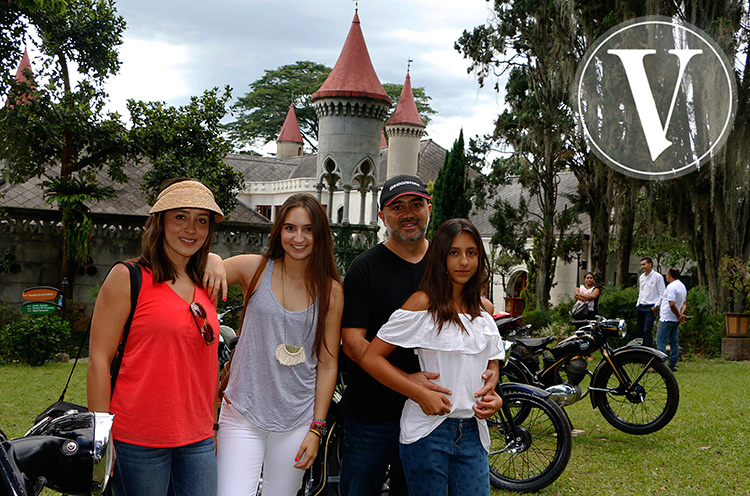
top-left (21, 301), bottom-right (59, 315)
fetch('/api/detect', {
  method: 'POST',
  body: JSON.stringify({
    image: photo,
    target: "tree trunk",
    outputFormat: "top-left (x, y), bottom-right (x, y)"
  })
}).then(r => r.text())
top-left (615, 181), bottom-right (638, 286)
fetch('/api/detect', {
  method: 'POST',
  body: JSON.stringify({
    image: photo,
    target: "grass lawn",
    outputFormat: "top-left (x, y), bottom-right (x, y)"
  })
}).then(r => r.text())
top-left (491, 358), bottom-right (750, 496)
top-left (1, 359), bottom-right (749, 495)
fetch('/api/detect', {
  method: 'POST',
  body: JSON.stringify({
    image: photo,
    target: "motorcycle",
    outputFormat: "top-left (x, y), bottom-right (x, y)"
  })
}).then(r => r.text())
top-left (0, 411), bottom-right (115, 496)
top-left (487, 380), bottom-right (572, 492)
top-left (500, 316), bottom-right (679, 435)
top-left (493, 312), bottom-right (532, 341)
top-left (218, 304), bottom-right (242, 372)
top-left (298, 346), bottom-right (572, 494)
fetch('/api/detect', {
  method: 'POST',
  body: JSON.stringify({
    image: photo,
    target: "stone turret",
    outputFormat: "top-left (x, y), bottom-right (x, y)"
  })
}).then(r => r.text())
top-left (276, 104), bottom-right (303, 159)
top-left (312, 11), bottom-right (391, 224)
top-left (385, 71), bottom-right (425, 178)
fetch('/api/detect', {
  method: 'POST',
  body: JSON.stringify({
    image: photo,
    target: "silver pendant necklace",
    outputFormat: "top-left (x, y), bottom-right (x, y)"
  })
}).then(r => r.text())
top-left (274, 262), bottom-right (306, 366)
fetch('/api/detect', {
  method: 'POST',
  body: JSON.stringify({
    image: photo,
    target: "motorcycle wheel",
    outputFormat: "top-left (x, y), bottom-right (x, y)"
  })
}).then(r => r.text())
top-left (487, 391), bottom-right (572, 492)
top-left (592, 351), bottom-right (679, 435)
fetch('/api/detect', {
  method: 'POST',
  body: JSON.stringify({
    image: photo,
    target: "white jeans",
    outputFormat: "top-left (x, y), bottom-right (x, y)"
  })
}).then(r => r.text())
top-left (217, 401), bottom-right (308, 496)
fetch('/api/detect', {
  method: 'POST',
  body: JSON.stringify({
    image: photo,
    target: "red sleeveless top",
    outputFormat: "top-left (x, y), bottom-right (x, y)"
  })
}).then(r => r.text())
top-left (110, 266), bottom-right (219, 447)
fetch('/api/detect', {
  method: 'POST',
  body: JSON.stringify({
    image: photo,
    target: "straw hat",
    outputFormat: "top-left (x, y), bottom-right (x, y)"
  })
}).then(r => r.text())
top-left (149, 180), bottom-right (225, 222)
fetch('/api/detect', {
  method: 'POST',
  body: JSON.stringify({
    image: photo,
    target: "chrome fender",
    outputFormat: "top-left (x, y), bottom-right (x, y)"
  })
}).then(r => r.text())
top-left (498, 382), bottom-right (553, 399)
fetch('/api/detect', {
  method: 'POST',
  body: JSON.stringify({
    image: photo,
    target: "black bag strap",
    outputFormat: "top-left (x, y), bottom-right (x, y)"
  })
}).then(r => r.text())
top-left (58, 319), bottom-right (91, 402)
top-left (57, 260), bottom-right (142, 403)
top-left (109, 260), bottom-right (142, 396)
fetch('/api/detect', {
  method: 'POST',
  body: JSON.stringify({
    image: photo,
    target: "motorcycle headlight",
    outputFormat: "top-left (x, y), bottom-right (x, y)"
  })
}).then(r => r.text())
top-left (91, 412), bottom-right (115, 495)
top-left (11, 412), bottom-right (114, 495)
top-left (600, 319), bottom-right (627, 338)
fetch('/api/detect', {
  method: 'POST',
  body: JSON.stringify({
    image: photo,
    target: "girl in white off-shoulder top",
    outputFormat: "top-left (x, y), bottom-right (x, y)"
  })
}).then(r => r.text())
top-left (361, 218), bottom-right (504, 496)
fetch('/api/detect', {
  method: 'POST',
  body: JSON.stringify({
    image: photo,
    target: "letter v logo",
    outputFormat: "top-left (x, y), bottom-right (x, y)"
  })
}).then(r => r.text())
top-left (607, 49), bottom-right (702, 161)
top-left (576, 17), bottom-right (736, 180)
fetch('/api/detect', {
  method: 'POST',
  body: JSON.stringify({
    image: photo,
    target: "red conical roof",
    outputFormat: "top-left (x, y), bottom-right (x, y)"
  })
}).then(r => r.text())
top-left (15, 49), bottom-right (33, 83)
top-left (278, 104), bottom-right (304, 143)
top-left (6, 48), bottom-right (34, 108)
top-left (312, 12), bottom-right (391, 104)
top-left (386, 72), bottom-right (425, 128)
top-left (381, 129), bottom-right (387, 147)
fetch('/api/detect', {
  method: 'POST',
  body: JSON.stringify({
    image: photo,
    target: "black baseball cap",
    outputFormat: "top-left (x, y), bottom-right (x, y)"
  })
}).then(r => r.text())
top-left (379, 175), bottom-right (430, 210)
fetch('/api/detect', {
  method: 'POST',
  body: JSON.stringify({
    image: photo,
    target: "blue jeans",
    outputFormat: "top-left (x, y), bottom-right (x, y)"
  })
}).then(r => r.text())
top-left (637, 305), bottom-right (657, 347)
top-left (657, 320), bottom-right (680, 367)
top-left (400, 418), bottom-right (489, 496)
top-left (112, 438), bottom-right (217, 496)
top-left (339, 417), bottom-right (408, 496)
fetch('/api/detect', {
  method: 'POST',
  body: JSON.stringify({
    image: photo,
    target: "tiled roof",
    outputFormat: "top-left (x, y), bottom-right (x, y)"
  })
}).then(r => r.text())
top-left (277, 104), bottom-right (303, 143)
top-left (469, 172), bottom-right (589, 238)
top-left (416, 139), bottom-right (447, 185)
top-left (311, 12), bottom-right (391, 104)
top-left (15, 48), bottom-right (32, 83)
top-left (0, 159), bottom-right (269, 224)
top-left (287, 154), bottom-right (319, 180)
top-left (386, 73), bottom-right (425, 128)
top-left (225, 154), bottom-right (296, 183)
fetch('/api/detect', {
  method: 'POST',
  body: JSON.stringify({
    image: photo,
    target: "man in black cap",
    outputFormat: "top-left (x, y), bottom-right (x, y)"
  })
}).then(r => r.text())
top-left (339, 175), bottom-right (500, 496)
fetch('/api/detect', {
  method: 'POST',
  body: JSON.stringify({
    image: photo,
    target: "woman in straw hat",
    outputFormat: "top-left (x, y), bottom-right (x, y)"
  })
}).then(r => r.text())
top-left (88, 178), bottom-right (224, 496)
top-left (208, 193), bottom-right (343, 496)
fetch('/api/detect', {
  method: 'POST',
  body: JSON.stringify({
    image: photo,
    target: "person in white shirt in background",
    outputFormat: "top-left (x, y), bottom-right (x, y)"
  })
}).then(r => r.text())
top-left (656, 268), bottom-right (688, 372)
top-left (636, 257), bottom-right (665, 348)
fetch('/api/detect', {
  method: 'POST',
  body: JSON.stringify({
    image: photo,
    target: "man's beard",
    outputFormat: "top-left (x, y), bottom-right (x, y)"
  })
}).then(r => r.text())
top-left (386, 218), bottom-right (427, 243)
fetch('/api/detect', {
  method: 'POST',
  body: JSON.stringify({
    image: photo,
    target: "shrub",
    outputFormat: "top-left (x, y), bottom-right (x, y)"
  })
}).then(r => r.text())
top-left (522, 309), bottom-right (551, 330)
top-left (597, 284), bottom-right (639, 340)
top-left (63, 300), bottom-right (90, 357)
top-left (678, 286), bottom-right (724, 358)
top-left (0, 302), bottom-right (24, 360)
top-left (0, 315), bottom-right (71, 365)
top-left (536, 320), bottom-right (575, 341)
top-left (0, 302), bottom-right (23, 334)
top-left (216, 285), bottom-right (244, 332)
top-left (551, 294), bottom-right (575, 324)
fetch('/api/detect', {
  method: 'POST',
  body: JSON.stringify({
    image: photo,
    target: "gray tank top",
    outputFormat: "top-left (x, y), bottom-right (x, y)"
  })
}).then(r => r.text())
top-left (225, 259), bottom-right (319, 431)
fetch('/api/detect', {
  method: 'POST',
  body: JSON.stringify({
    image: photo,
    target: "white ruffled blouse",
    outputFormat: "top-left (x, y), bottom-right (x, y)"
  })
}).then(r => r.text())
top-left (377, 309), bottom-right (505, 450)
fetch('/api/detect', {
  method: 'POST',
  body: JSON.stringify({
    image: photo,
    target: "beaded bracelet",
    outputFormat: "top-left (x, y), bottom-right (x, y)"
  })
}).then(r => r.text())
top-left (310, 422), bottom-right (325, 436)
top-left (312, 418), bottom-right (326, 425)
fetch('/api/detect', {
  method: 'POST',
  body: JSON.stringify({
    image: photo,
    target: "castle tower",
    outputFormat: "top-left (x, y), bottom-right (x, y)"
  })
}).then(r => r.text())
top-left (385, 70), bottom-right (425, 178)
top-left (5, 48), bottom-right (34, 109)
top-left (312, 11), bottom-right (391, 224)
top-left (276, 104), bottom-right (303, 159)
top-left (14, 48), bottom-right (32, 84)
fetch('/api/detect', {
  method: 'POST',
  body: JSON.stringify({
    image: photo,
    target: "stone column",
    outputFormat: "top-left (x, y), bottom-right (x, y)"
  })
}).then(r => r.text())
top-left (343, 184), bottom-right (351, 224)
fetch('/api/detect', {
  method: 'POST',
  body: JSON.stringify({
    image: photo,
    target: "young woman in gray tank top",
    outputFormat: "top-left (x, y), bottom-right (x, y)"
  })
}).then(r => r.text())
top-left (208, 194), bottom-right (343, 496)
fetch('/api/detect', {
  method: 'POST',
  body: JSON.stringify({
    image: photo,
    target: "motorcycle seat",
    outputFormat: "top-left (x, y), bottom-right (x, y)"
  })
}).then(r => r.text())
top-left (514, 336), bottom-right (555, 351)
top-left (495, 316), bottom-right (522, 327)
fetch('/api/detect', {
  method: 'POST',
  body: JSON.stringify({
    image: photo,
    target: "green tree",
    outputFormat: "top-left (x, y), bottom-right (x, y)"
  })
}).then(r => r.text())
top-left (456, 1), bottom-right (582, 310)
top-left (0, 0), bottom-right (132, 285)
top-left (128, 87), bottom-right (244, 215)
top-left (429, 130), bottom-right (471, 237)
top-left (658, 3), bottom-right (749, 311)
top-left (226, 61), bottom-right (329, 152)
top-left (226, 61), bottom-right (436, 152)
top-left (0, 1), bottom-right (245, 288)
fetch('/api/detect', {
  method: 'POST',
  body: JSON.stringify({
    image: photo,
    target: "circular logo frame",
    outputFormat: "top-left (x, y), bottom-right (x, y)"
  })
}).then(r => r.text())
top-left (575, 16), bottom-right (737, 180)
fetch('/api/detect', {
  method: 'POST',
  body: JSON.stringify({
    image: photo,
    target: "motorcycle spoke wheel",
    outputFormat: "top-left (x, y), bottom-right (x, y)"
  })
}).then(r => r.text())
top-left (593, 352), bottom-right (679, 435)
top-left (487, 391), bottom-right (572, 492)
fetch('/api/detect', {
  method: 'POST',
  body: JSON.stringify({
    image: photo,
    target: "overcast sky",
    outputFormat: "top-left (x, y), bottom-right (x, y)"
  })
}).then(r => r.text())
top-left (104, 0), bottom-right (505, 154)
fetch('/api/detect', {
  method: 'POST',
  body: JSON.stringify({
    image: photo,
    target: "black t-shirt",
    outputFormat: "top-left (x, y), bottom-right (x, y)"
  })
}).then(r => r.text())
top-left (341, 243), bottom-right (426, 422)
